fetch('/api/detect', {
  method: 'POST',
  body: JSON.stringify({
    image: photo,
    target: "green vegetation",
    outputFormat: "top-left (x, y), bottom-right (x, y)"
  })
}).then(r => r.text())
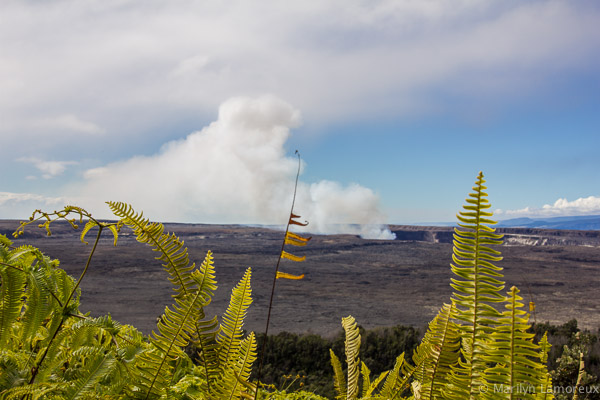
top-left (248, 321), bottom-right (599, 399)
top-left (1, 172), bottom-right (598, 399)
top-left (1, 204), bottom-right (258, 399)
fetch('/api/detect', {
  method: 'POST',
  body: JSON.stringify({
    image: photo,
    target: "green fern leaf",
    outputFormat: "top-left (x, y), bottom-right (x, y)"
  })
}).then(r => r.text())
top-left (191, 251), bottom-right (218, 305)
top-left (62, 351), bottom-right (117, 400)
top-left (0, 261), bottom-right (26, 347)
top-left (0, 234), bottom-right (12, 250)
top-left (214, 332), bottom-right (257, 400)
top-left (18, 249), bottom-right (56, 344)
top-left (361, 361), bottom-right (371, 398)
top-left (342, 315), bottom-right (361, 400)
top-left (107, 201), bottom-right (196, 298)
top-left (216, 268), bottom-right (252, 370)
top-left (80, 220), bottom-right (98, 245)
top-left (0, 349), bottom-right (31, 391)
top-left (535, 333), bottom-right (554, 400)
top-left (446, 171), bottom-right (505, 400)
top-left (379, 353), bottom-right (410, 399)
top-left (482, 286), bottom-right (546, 400)
top-left (195, 315), bottom-right (220, 392)
top-left (136, 288), bottom-right (208, 399)
top-left (0, 382), bottom-right (59, 400)
top-left (189, 250), bottom-right (221, 390)
top-left (412, 303), bottom-right (460, 400)
top-left (330, 349), bottom-right (346, 400)
top-left (366, 370), bottom-right (389, 398)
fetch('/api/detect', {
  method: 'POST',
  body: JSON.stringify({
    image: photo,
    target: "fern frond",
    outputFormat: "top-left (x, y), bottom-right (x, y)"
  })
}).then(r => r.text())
top-left (214, 332), bottom-right (257, 400)
top-left (379, 353), bottom-right (411, 399)
top-left (412, 303), bottom-right (460, 400)
top-left (17, 249), bottom-right (56, 344)
top-left (136, 287), bottom-right (207, 399)
top-left (192, 251), bottom-right (218, 305)
top-left (80, 220), bottom-right (98, 245)
top-left (535, 333), bottom-right (554, 400)
top-left (0, 349), bottom-right (30, 391)
top-left (184, 251), bottom-right (221, 391)
top-left (366, 370), bottom-right (389, 398)
top-left (447, 171), bottom-right (505, 400)
top-left (52, 268), bottom-right (80, 315)
top-left (107, 327), bottom-right (147, 395)
top-left (217, 268), bottom-right (252, 370)
top-left (342, 315), bottom-right (361, 400)
top-left (195, 315), bottom-right (220, 391)
top-left (482, 286), bottom-right (546, 400)
top-left (0, 262), bottom-right (26, 347)
top-left (107, 201), bottom-right (196, 298)
top-left (0, 382), bottom-right (59, 400)
top-left (361, 361), bottom-right (371, 398)
top-left (62, 351), bottom-right (117, 400)
top-left (330, 349), bottom-right (346, 400)
top-left (0, 234), bottom-right (12, 251)
top-left (68, 315), bottom-right (122, 350)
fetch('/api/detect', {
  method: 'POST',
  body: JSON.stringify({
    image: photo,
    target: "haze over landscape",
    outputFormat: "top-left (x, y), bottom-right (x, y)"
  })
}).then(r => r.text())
top-left (1, 1), bottom-right (600, 234)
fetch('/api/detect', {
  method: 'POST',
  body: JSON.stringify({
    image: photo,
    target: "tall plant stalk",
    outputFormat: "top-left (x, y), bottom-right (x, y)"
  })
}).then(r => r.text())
top-left (255, 150), bottom-right (303, 398)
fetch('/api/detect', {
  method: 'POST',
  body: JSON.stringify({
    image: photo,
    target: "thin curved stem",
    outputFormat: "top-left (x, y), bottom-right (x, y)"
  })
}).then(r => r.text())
top-left (65, 225), bottom-right (103, 307)
top-left (28, 225), bottom-right (104, 385)
top-left (255, 151), bottom-right (302, 399)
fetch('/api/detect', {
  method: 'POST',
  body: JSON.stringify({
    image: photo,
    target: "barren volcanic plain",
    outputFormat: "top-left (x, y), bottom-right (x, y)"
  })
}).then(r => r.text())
top-left (2, 220), bottom-right (599, 336)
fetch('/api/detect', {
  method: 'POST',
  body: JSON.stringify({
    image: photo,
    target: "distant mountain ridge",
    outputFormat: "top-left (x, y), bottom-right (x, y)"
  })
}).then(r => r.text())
top-left (496, 215), bottom-right (600, 230)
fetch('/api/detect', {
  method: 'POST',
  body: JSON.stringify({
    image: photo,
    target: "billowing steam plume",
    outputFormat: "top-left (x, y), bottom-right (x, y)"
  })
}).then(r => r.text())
top-left (80, 96), bottom-right (395, 240)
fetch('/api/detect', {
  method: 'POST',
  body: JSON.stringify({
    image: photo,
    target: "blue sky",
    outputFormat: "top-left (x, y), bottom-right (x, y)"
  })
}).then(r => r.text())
top-left (1, 1), bottom-right (599, 237)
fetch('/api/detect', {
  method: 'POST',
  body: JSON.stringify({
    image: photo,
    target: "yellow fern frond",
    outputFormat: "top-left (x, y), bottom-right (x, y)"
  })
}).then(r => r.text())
top-left (380, 353), bottom-right (410, 398)
top-left (330, 349), bottom-right (346, 400)
top-left (411, 303), bottom-right (460, 400)
top-left (137, 287), bottom-right (207, 399)
top-left (482, 286), bottom-right (547, 400)
top-left (342, 315), bottom-right (361, 400)
top-left (79, 220), bottom-right (98, 245)
top-left (107, 202), bottom-right (196, 299)
top-left (217, 268), bottom-right (252, 369)
top-left (448, 171), bottom-right (505, 399)
top-left (360, 362), bottom-right (371, 398)
top-left (213, 332), bottom-right (257, 399)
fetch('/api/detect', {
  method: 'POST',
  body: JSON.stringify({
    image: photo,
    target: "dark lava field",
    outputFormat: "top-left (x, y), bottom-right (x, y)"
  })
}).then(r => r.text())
top-left (2, 220), bottom-right (599, 336)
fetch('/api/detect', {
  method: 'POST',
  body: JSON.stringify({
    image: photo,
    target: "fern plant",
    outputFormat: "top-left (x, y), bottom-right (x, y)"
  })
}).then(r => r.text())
top-left (1, 171), bottom-right (563, 400)
top-left (0, 203), bottom-right (258, 400)
top-left (330, 315), bottom-right (410, 400)
top-left (411, 303), bottom-right (460, 400)
top-left (445, 171), bottom-right (506, 399)
top-left (329, 172), bottom-right (554, 400)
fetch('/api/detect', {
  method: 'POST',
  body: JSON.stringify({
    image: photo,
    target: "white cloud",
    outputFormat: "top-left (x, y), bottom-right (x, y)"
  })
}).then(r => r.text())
top-left (37, 114), bottom-right (105, 135)
top-left (0, 192), bottom-right (71, 219)
top-left (18, 157), bottom-right (78, 179)
top-left (78, 95), bottom-right (394, 239)
top-left (1, 0), bottom-right (598, 147)
top-left (497, 196), bottom-right (600, 218)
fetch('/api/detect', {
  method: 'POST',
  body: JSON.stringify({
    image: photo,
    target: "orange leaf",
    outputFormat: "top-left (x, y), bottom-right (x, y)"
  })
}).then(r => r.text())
top-left (286, 231), bottom-right (311, 242)
top-left (281, 251), bottom-right (306, 262)
top-left (289, 217), bottom-right (308, 226)
top-left (285, 236), bottom-right (309, 247)
top-left (276, 271), bottom-right (305, 280)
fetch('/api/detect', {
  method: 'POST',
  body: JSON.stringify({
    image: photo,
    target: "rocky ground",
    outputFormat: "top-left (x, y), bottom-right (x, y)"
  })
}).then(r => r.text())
top-left (2, 220), bottom-right (599, 336)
